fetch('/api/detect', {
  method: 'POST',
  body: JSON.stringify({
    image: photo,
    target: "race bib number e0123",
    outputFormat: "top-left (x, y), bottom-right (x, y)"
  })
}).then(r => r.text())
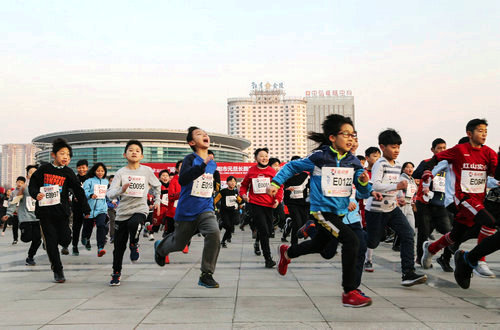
top-left (321, 167), bottom-right (354, 197)
top-left (252, 177), bottom-right (270, 194)
top-left (39, 185), bottom-right (61, 207)
top-left (93, 184), bottom-right (107, 199)
top-left (191, 173), bottom-right (214, 198)
top-left (123, 176), bottom-right (146, 198)
top-left (461, 170), bottom-right (486, 194)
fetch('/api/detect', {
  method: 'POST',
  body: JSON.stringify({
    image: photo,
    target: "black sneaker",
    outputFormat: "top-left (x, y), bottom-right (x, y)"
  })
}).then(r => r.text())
top-left (72, 246), bottom-right (79, 256)
top-left (281, 237), bottom-right (288, 243)
top-left (85, 240), bottom-right (91, 251)
top-left (25, 257), bottom-right (36, 266)
top-left (154, 240), bottom-right (165, 267)
top-left (61, 247), bottom-right (69, 255)
top-left (109, 272), bottom-right (121, 286)
top-left (265, 259), bottom-right (276, 268)
top-left (454, 250), bottom-right (473, 289)
top-left (227, 238), bottom-right (231, 243)
top-left (198, 272), bottom-right (219, 288)
top-left (12, 240), bottom-right (17, 245)
top-left (401, 271), bottom-right (427, 287)
top-left (221, 241), bottom-right (227, 248)
top-left (53, 271), bottom-right (66, 283)
top-left (436, 256), bottom-right (453, 272)
top-left (254, 242), bottom-right (261, 256)
top-left (130, 243), bottom-right (140, 263)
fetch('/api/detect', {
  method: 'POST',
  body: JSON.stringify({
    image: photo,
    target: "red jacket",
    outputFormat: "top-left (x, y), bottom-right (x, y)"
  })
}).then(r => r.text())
top-left (167, 174), bottom-right (181, 218)
top-left (240, 165), bottom-right (283, 208)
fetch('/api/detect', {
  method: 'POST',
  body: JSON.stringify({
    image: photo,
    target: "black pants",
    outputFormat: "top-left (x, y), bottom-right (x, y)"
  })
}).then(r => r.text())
top-left (3, 215), bottom-right (19, 241)
top-left (112, 213), bottom-right (145, 273)
top-left (250, 204), bottom-right (274, 260)
top-left (415, 201), bottom-right (452, 261)
top-left (40, 215), bottom-right (72, 273)
top-left (19, 221), bottom-right (42, 258)
top-left (287, 204), bottom-right (309, 245)
top-left (287, 212), bottom-right (359, 293)
top-left (468, 230), bottom-right (500, 264)
top-left (72, 210), bottom-right (84, 247)
top-left (164, 216), bottom-right (175, 236)
top-left (221, 209), bottom-right (239, 243)
top-left (82, 213), bottom-right (108, 249)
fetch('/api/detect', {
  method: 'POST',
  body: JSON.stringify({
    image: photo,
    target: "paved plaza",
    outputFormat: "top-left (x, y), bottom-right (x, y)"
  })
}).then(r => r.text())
top-left (0, 227), bottom-right (499, 329)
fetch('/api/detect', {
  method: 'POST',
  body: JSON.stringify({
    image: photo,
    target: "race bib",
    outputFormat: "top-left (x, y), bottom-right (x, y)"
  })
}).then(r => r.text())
top-left (406, 182), bottom-right (417, 199)
top-left (381, 196), bottom-right (397, 211)
top-left (321, 167), bottom-right (354, 197)
top-left (161, 194), bottom-right (169, 206)
top-left (432, 175), bottom-right (446, 193)
top-left (226, 195), bottom-right (237, 208)
top-left (26, 196), bottom-right (36, 212)
top-left (39, 185), bottom-right (61, 207)
top-left (252, 177), bottom-right (270, 194)
top-left (290, 186), bottom-right (304, 199)
top-left (174, 200), bottom-right (178, 207)
top-left (2, 200), bottom-right (7, 208)
top-left (93, 184), bottom-right (107, 199)
top-left (191, 173), bottom-right (214, 198)
top-left (123, 176), bottom-right (146, 198)
top-left (461, 170), bottom-right (487, 194)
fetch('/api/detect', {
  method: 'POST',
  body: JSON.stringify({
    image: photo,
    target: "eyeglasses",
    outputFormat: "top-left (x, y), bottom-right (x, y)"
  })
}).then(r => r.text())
top-left (337, 131), bottom-right (358, 139)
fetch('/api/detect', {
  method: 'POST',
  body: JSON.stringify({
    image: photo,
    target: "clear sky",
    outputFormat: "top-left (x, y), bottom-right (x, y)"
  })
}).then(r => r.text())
top-left (1, 0), bottom-right (499, 163)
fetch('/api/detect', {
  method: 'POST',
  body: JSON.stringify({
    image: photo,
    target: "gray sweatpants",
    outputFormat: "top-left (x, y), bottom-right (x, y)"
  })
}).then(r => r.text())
top-left (156, 211), bottom-right (221, 274)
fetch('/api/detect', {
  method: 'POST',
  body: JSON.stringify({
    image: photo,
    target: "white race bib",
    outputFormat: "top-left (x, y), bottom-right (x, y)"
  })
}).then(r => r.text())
top-left (321, 167), bottom-right (354, 197)
top-left (26, 196), bottom-right (36, 212)
top-left (174, 200), bottom-right (178, 207)
top-left (93, 184), bottom-right (107, 199)
top-left (432, 175), bottom-right (446, 193)
top-left (191, 173), bottom-right (214, 198)
top-left (252, 177), bottom-right (270, 194)
top-left (161, 194), bottom-right (169, 206)
top-left (226, 195), bottom-right (237, 208)
top-left (290, 186), bottom-right (304, 199)
top-left (381, 196), bottom-right (397, 211)
top-left (406, 182), bottom-right (417, 199)
top-left (460, 170), bottom-right (487, 194)
top-left (2, 200), bottom-right (7, 208)
top-left (123, 176), bottom-right (146, 198)
top-left (39, 185), bottom-right (61, 207)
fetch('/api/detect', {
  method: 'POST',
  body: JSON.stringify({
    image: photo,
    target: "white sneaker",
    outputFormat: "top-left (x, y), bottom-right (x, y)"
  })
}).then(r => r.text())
top-left (421, 241), bottom-right (434, 269)
top-left (148, 233), bottom-right (154, 241)
top-left (473, 261), bottom-right (496, 278)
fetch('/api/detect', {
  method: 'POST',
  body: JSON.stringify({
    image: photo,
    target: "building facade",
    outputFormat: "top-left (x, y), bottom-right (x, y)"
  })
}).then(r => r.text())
top-left (32, 129), bottom-right (251, 174)
top-left (1, 144), bottom-right (38, 188)
top-left (305, 89), bottom-right (355, 152)
top-left (228, 82), bottom-right (307, 160)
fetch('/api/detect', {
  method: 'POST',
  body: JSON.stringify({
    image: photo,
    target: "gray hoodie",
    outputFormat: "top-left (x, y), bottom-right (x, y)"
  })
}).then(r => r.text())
top-left (6, 184), bottom-right (38, 223)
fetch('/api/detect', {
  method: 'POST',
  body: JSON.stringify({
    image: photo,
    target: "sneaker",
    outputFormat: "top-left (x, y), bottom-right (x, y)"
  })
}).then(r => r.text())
top-left (283, 217), bottom-right (292, 233)
top-left (342, 290), bottom-right (372, 308)
top-left (53, 271), bottom-right (66, 283)
top-left (97, 248), bottom-right (106, 257)
top-left (239, 223), bottom-right (245, 231)
top-left (281, 237), bottom-right (288, 242)
top-left (164, 255), bottom-right (170, 264)
top-left (265, 258), bottom-right (276, 268)
top-left (12, 240), bottom-right (17, 245)
top-left (130, 243), bottom-right (139, 263)
top-left (154, 240), bottom-right (166, 267)
top-left (109, 272), bottom-right (121, 286)
top-left (227, 238), bottom-right (231, 243)
top-left (198, 272), bottom-right (219, 288)
top-left (355, 288), bottom-right (371, 298)
top-left (454, 250), bottom-right (473, 289)
top-left (72, 246), bottom-right (79, 256)
top-left (25, 257), bottom-right (36, 266)
top-left (401, 271), bottom-right (427, 287)
top-left (297, 220), bottom-right (316, 239)
top-left (148, 233), bottom-right (155, 241)
top-left (221, 241), bottom-right (227, 248)
top-left (182, 245), bottom-right (189, 254)
top-left (364, 261), bottom-right (374, 272)
top-left (277, 244), bottom-right (291, 276)
top-left (110, 236), bottom-right (114, 244)
top-left (421, 241), bottom-right (434, 269)
top-left (85, 240), bottom-right (91, 251)
top-left (436, 256), bottom-right (453, 272)
top-left (81, 237), bottom-right (87, 246)
top-left (254, 242), bottom-right (261, 256)
top-left (473, 261), bottom-right (495, 278)
top-left (61, 247), bottom-right (69, 255)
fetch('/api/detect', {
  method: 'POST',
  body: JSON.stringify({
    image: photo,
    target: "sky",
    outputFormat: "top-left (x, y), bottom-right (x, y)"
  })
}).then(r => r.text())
top-left (1, 0), bottom-right (499, 164)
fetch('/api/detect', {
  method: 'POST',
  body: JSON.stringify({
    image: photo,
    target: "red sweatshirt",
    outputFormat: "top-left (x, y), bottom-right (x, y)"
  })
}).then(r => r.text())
top-left (167, 174), bottom-right (181, 218)
top-left (239, 165), bottom-right (283, 208)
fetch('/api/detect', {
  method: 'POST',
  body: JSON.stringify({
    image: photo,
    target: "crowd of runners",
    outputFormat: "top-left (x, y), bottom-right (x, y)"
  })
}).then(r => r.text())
top-left (0, 116), bottom-right (499, 308)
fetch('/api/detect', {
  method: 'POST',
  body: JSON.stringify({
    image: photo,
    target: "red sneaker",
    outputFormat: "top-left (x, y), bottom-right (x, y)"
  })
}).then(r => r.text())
top-left (165, 255), bottom-right (170, 264)
top-left (97, 248), bottom-right (106, 257)
top-left (277, 244), bottom-right (291, 276)
top-left (342, 290), bottom-right (372, 308)
top-left (182, 245), bottom-right (189, 254)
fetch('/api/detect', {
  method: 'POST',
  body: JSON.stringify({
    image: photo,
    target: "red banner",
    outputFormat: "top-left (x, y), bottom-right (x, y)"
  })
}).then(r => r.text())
top-left (143, 162), bottom-right (257, 181)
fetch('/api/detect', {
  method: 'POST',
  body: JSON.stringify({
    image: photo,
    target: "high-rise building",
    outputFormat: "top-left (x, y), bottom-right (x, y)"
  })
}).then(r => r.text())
top-left (228, 82), bottom-right (307, 160)
top-left (0, 144), bottom-right (38, 188)
top-left (305, 89), bottom-right (355, 152)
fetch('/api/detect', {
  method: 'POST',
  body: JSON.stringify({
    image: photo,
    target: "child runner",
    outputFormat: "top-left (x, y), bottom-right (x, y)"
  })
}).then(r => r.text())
top-left (107, 140), bottom-right (161, 286)
top-left (82, 162), bottom-right (109, 257)
top-left (72, 159), bottom-right (89, 255)
top-left (393, 161), bottom-right (417, 251)
top-left (219, 176), bottom-right (242, 248)
top-left (154, 127), bottom-right (221, 288)
top-left (147, 169), bottom-right (170, 240)
top-left (2, 181), bottom-right (20, 244)
top-left (164, 160), bottom-right (182, 239)
top-left (28, 138), bottom-right (90, 283)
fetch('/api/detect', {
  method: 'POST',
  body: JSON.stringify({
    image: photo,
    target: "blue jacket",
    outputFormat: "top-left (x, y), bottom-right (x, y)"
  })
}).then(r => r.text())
top-left (83, 177), bottom-right (109, 218)
top-left (272, 145), bottom-right (372, 215)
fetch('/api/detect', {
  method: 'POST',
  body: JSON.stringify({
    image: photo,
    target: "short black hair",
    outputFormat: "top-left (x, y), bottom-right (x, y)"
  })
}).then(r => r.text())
top-left (26, 164), bottom-right (38, 174)
top-left (431, 138), bottom-right (446, 149)
top-left (16, 176), bottom-right (26, 183)
top-left (76, 159), bottom-right (88, 167)
top-left (175, 160), bottom-right (183, 170)
top-left (308, 114), bottom-right (354, 147)
top-left (466, 118), bottom-right (488, 133)
top-left (254, 147), bottom-right (269, 158)
top-left (364, 147), bottom-right (381, 157)
top-left (159, 169), bottom-right (169, 177)
top-left (226, 176), bottom-right (236, 182)
top-left (401, 161), bottom-right (415, 174)
top-left (124, 140), bottom-right (143, 154)
top-left (208, 150), bottom-right (214, 156)
top-left (356, 155), bottom-right (366, 162)
top-left (269, 158), bottom-right (280, 166)
top-left (458, 136), bottom-right (469, 144)
top-left (87, 162), bottom-right (107, 179)
top-left (186, 126), bottom-right (200, 151)
top-left (378, 129), bottom-right (402, 146)
top-left (290, 155), bottom-right (301, 161)
top-left (52, 138), bottom-right (73, 157)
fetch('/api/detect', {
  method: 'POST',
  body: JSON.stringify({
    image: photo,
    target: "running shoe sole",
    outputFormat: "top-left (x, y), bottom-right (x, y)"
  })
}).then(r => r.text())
top-left (401, 275), bottom-right (427, 287)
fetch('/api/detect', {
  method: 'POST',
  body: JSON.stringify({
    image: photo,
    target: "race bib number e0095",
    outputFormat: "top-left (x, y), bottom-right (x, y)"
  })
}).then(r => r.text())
top-left (321, 167), bottom-right (354, 197)
top-left (432, 175), bottom-right (446, 193)
top-left (93, 184), bottom-right (107, 199)
top-left (39, 185), bottom-right (61, 207)
top-left (191, 173), bottom-right (214, 198)
top-left (123, 176), bottom-right (146, 198)
top-left (252, 177), bottom-right (270, 194)
top-left (461, 170), bottom-right (486, 194)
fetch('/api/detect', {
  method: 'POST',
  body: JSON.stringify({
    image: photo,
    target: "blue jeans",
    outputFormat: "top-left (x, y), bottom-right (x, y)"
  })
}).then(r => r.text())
top-left (365, 208), bottom-right (415, 274)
